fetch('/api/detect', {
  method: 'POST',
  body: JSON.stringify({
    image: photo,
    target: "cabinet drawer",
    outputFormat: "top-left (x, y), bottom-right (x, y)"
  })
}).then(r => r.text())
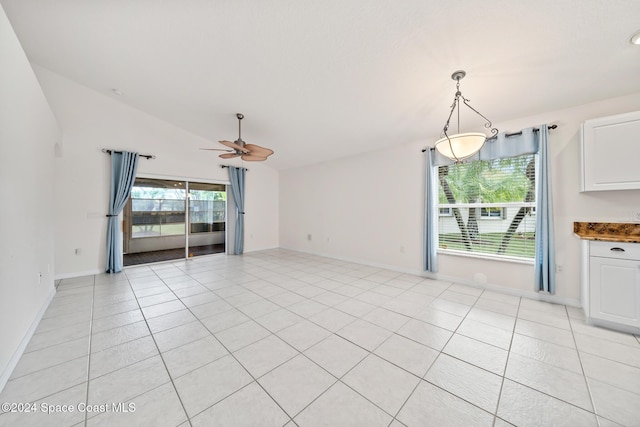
top-left (590, 241), bottom-right (640, 260)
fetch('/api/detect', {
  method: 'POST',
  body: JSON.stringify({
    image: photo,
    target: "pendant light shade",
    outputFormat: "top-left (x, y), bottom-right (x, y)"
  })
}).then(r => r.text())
top-left (434, 132), bottom-right (486, 161)
top-left (434, 71), bottom-right (497, 162)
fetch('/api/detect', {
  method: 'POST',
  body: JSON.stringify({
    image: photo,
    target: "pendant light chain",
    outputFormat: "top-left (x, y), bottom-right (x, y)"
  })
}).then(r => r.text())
top-left (434, 70), bottom-right (499, 162)
top-left (456, 76), bottom-right (461, 135)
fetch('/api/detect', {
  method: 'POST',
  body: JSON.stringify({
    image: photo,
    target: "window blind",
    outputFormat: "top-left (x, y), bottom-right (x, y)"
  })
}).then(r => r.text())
top-left (437, 153), bottom-right (537, 259)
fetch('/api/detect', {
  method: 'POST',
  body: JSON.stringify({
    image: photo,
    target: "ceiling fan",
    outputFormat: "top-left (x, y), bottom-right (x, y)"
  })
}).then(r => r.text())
top-left (201, 113), bottom-right (274, 161)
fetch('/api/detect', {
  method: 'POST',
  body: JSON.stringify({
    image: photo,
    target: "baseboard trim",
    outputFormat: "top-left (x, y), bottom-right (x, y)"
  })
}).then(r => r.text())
top-left (587, 317), bottom-right (640, 335)
top-left (279, 246), bottom-right (424, 276)
top-left (53, 247), bottom-right (580, 308)
top-left (426, 271), bottom-right (581, 308)
top-left (54, 247), bottom-right (280, 278)
top-left (0, 287), bottom-right (56, 393)
top-left (244, 245), bottom-right (280, 254)
top-left (279, 246), bottom-right (581, 308)
top-left (55, 268), bottom-right (103, 280)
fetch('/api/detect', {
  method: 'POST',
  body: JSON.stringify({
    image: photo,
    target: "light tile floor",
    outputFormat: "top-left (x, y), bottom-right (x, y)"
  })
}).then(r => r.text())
top-left (1, 249), bottom-right (640, 427)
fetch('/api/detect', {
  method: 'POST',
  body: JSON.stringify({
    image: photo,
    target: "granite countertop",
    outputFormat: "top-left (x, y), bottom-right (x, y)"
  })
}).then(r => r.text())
top-left (574, 222), bottom-right (640, 243)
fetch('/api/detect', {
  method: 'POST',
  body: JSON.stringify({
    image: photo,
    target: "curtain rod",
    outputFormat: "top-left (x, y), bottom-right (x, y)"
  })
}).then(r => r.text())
top-left (102, 149), bottom-right (155, 159)
top-left (421, 124), bottom-right (558, 153)
top-left (220, 164), bottom-right (249, 171)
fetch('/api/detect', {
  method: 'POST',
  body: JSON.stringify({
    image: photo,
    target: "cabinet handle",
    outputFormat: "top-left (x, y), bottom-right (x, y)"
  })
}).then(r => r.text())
top-left (610, 247), bottom-right (626, 252)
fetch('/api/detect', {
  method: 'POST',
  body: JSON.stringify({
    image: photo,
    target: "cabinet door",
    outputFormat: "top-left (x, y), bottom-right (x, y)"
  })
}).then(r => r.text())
top-left (581, 110), bottom-right (640, 191)
top-left (589, 256), bottom-right (640, 327)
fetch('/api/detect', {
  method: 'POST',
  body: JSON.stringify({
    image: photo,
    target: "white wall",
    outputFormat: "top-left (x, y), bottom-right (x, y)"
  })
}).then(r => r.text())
top-left (280, 92), bottom-right (640, 304)
top-left (0, 5), bottom-right (61, 388)
top-left (32, 67), bottom-right (279, 278)
top-left (281, 142), bottom-right (425, 270)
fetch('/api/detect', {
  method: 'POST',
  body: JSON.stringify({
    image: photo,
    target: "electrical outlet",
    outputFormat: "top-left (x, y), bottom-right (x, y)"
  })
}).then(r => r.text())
top-left (632, 210), bottom-right (640, 222)
top-left (307, 234), bottom-right (312, 241)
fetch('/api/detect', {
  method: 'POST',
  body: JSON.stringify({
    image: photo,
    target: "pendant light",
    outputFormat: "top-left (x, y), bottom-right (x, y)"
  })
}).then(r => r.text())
top-left (434, 70), bottom-right (498, 162)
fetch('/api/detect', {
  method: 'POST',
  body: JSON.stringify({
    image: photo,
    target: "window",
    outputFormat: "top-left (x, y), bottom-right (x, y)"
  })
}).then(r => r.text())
top-left (130, 179), bottom-right (186, 238)
top-left (129, 179), bottom-right (226, 238)
top-left (480, 207), bottom-right (505, 219)
top-left (437, 154), bottom-right (537, 259)
top-left (188, 182), bottom-right (226, 233)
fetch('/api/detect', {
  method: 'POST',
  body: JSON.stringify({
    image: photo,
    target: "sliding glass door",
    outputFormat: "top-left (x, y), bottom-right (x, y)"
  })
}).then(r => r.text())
top-left (123, 178), bottom-right (226, 267)
top-left (187, 182), bottom-right (226, 258)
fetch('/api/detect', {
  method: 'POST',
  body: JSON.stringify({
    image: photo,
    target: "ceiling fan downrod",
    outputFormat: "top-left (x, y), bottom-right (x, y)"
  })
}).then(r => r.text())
top-left (236, 113), bottom-right (244, 145)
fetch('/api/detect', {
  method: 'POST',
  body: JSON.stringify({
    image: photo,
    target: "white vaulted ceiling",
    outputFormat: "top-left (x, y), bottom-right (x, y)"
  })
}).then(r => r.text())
top-left (2, 0), bottom-right (640, 170)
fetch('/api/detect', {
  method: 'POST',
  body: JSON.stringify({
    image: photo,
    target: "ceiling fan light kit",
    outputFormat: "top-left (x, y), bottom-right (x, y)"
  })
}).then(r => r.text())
top-left (201, 113), bottom-right (274, 162)
top-left (434, 70), bottom-right (498, 162)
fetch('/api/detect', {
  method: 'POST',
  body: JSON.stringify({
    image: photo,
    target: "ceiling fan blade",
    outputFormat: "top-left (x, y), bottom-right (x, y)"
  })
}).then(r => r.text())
top-left (241, 154), bottom-right (267, 162)
top-left (219, 153), bottom-right (241, 159)
top-left (244, 143), bottom-right (274, 157)
top-left (219, 140), bottom-right (248, 153)
top-left (200, 148), bottom-right (233, 152)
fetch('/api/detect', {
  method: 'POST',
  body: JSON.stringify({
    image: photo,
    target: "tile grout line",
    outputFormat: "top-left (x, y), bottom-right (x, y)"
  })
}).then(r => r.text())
top-left (491, 294), bottom-right (522, 427)
top-left (23, 311), bottom-right (94, 354)
top-left (7, 330), bottom-right (93, 380)
top-left (499, 303), bottom-right (613, 422)
top-left (83, 274), bottom-right (97, 427)
top-left (565, 306), bottom-right (601, 427)
top-left (124, 268), bottom-right (195, 427)
top-left (244, 277), bottom-right (435, 422)
top-left (0, 284), bottom-right (95, 419)
top-left (188, 329), bottom-right (297, 422)
top-left (167, 260), bottom-right (427, 424)
top-left (326, 279), bottom-right (504, 426)
top-left (19, 250), bottom-right (638, 426)
top-left (200, 274), bottom-right (313, 424)
top-left (146, 261), bottom-right (298, 425)
top-left (290, 311), bottom-right (417, 422)
top-left (514, 310), bottom-right (640, 368)
top-left (566, 332), bottom-right (640, 367)
top-left (384, 281), bottom-right (482, 426)
top-left (274, 327), bottom-right (402, 423)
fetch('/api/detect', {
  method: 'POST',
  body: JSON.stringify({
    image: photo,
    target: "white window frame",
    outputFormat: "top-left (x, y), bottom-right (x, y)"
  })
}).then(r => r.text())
top-left (436, 154), bottom-right (538, 262)
top-left (479, 206), bottom-right (506, 220)
top-left (439, 207), bottom-right (453, 217)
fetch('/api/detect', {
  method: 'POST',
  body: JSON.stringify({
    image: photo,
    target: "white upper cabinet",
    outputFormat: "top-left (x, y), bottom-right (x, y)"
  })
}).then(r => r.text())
top-left (581, 110), bottom-right (640, 192)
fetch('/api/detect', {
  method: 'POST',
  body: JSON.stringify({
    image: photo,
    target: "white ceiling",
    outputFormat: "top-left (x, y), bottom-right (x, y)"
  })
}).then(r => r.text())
top-left (3, 0), bottom-right (640, 170)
